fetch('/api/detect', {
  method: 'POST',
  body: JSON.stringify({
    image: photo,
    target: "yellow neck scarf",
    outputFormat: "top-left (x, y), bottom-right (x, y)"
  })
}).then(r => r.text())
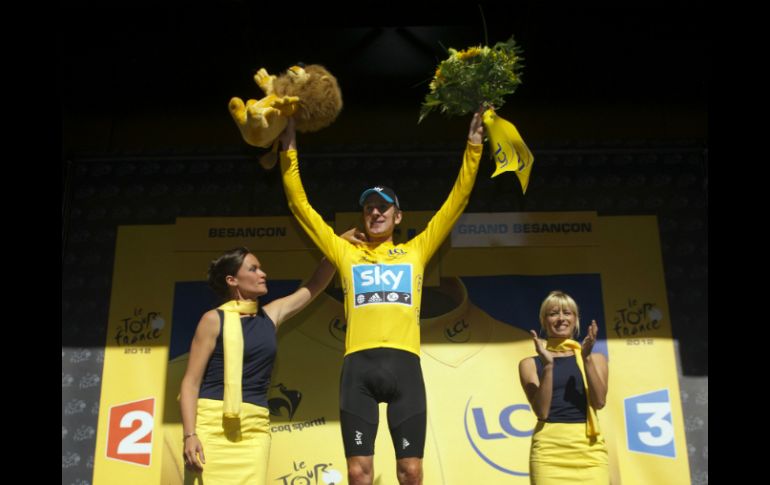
top-left (546, 338), bottom-right (600, 438)
top-left (218, 299), bottom-right (258, 418)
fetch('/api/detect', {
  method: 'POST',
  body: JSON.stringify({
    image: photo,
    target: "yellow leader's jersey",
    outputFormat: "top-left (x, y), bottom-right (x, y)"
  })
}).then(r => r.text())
top-left (280, 143), bottom-right (482, 357)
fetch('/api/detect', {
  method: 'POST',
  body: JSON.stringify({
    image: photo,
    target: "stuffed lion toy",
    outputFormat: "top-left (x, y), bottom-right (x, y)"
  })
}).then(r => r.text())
top-left (229, 64), bottom-right (343, 168)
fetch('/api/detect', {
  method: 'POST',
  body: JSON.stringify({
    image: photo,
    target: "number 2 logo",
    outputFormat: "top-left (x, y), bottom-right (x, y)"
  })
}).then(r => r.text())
top-left (106, 397), bottom-right (155, 466)
top-left (624, 389), bottom-right (676, 458)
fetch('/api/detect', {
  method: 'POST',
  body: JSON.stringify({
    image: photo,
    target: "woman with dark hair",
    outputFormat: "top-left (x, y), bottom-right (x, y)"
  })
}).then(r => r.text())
top-left (179, 246), bottom-right (336, 485)
top-left (518, 290), bottom-right (609, 484)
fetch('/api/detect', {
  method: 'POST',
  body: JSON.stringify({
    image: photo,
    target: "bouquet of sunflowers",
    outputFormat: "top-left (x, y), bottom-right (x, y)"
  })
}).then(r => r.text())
top-left (419, 37), bottom-right (524, 123)
top-left (419, 36), bottom-right (535, 194)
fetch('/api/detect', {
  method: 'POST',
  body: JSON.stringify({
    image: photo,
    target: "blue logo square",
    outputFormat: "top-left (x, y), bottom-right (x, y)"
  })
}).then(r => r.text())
top-left (624, 389), bottom-right (676, 458)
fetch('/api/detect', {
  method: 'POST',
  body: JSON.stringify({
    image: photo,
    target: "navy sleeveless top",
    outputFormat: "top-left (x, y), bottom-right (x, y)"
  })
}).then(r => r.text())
top-left (199, 308), bottom-right (277, 408)
top-left (534, 356), bottom-right (588, 423)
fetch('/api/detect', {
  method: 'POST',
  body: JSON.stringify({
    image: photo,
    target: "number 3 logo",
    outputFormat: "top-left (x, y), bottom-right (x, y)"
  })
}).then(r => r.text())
top-left (106, 397), bottom-right (155, 466)
top-left (624, 389), bottom-right (676, 458)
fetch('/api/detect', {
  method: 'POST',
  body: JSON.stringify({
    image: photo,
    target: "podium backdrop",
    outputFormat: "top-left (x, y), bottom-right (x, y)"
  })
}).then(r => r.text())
top-left (93, 212), bottom-right (689, 484)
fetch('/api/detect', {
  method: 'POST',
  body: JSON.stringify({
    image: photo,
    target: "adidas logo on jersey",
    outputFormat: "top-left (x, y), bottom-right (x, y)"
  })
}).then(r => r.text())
top-left (368, 293), bottom-right (382, 303)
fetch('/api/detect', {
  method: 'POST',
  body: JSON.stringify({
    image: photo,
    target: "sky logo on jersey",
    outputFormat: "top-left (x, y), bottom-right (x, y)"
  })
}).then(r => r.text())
top-left (352, 264), bottom-right (412, 307)
top-left (624, 389), bottom-right (676, 458)
top-left (463, 396), bottom-right (535, 477)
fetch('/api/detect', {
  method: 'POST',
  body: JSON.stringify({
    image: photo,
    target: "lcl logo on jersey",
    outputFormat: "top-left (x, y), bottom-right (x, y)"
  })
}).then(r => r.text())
top-left (352, 264), bottom-right (412, 307)
top-left (624, 389), bottom-right (676, 458)
top-left (445, 319), bottom-right (471, 343)
top-left (463, 396), bottom-right (535, 477)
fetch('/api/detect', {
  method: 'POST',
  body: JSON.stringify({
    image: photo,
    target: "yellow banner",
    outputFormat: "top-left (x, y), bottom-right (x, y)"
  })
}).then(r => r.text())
top-left (93, 225), bottom-right (175, 484)
top-left (96, 214), bottom-right (689, 484)
top-left (599, 217), bottom-right (690, 484)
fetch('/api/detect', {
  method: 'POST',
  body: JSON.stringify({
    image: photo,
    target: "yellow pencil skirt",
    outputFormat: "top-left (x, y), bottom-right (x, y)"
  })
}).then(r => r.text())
top-left (529, 421), bottom-right (609, 485)
top-left (185, 398), bottom-right (271, 485)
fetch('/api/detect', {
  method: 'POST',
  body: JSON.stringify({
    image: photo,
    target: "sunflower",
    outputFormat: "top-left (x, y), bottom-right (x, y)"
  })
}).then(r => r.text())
top-left (419, 37), bottom-right (524, 123)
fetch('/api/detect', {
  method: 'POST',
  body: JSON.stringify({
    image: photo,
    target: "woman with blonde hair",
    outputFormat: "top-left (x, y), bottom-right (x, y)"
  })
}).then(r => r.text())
top-left (518, 290), bottom-right (609, 484)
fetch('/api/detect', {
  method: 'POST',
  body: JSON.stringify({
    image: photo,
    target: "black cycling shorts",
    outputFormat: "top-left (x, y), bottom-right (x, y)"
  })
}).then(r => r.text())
top-left (339, 347), bottom-right (426, 458)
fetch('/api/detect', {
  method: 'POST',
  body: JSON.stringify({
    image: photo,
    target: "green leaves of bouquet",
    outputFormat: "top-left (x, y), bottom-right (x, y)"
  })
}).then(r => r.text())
top-left (419, 37), bottom-right (524, 123)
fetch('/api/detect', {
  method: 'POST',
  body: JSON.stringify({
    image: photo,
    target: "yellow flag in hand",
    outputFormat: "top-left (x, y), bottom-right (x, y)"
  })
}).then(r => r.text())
top-left (482, 109), bottom-right (534, 194)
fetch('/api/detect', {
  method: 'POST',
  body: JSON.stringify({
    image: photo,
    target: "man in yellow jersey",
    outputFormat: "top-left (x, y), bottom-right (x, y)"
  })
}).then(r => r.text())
top-left (278, 107), bottom-right (486, 485)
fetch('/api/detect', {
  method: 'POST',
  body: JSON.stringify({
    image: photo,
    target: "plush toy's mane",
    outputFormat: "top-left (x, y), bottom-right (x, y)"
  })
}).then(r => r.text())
top-left (274, 65), bottom-right (342, 132)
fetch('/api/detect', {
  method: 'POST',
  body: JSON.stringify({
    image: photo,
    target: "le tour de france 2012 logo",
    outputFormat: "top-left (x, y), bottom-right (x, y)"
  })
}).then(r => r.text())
top-left (613, 298), bottom-right (664, 339)
top-left (114, 307), bottom-right (165, 351)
